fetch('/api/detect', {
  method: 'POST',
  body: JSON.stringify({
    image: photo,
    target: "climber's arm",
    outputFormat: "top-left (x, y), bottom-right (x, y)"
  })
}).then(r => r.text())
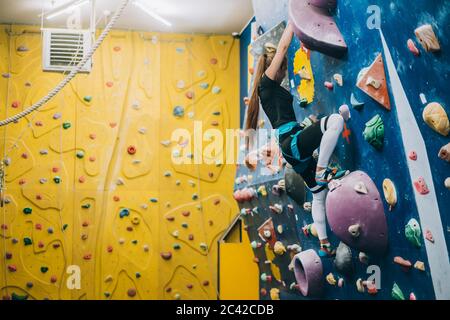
top-left (265, 23), bottom-right (294, 80)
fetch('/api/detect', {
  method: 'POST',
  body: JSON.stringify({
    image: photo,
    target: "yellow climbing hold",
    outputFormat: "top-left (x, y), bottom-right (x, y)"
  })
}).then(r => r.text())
top-left (293, 46), bottom-right (315, 104)
top-left (326, 273), bottom-right (337, 286)
top-left (273, 241), bottom-right (286, 255)
top-left (270, 288), bottom-right (280, 300)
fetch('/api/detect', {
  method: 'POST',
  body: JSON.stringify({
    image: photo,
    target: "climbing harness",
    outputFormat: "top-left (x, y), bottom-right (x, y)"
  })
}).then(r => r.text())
top-left (276, 121), bottom-right (313, 175)
top-left (0, 0), bottom-right (130, 127)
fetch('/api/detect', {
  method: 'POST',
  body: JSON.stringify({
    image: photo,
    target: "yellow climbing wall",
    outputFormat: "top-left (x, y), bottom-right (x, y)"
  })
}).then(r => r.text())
top-left (0, 25), bottom-right (240, 300)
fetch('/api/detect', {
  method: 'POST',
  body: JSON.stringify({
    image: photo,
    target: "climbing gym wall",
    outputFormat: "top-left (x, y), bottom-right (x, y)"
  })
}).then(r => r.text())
top-left (236, 0), bottom-right (450, 300)
top-left (0, 24), bottom-right (240, 300)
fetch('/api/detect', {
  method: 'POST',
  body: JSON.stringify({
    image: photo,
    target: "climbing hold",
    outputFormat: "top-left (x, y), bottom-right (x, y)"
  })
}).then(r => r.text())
top-left (260, 273), bottom-right (272, 283)
top-left (127, 288), bottom-right (137, 298)
top-left (63, 122), bottom-right (72, 130)
top-left (392, 283), bottom-right (405, 300)
top-left (439, 143), bottom-right (450, 162)
top-left (23, 207), bottom-right (32, 215)
top-left (382, 179), bottom-right (397, 211)
top-left (177, 80), bottom-right (185, 89)
top-left (324, 81), bottom-right (334, 90)
top-left (414, 261), bottom-right (426, 272)
top-left (414, 177), bottom-right (429, 195)
top-left (292, 250), bottom-right (323, 297)
top-left (405, 218), bottom-right (422, 248)
top-left (303, 202), bottom-right (312, 212)
top-left (251, 241), bottom-right (262, 249)
top-left (326, 273), bottom-right (337, 286)
top-left (333, 74), bottom-right (343, 87)
top-left (210, 58), bottom-right (218, 65)
top-left (7, 265), bottom-right (17, 272)
top-left (289, 0), bottom-right (347, 58)
top-left (119, 208), bottom-right (130, 219)
top-left (326, 171), bottom-right (388, 254)
top-left (356, 278), bottom-right (365, 293)
top-left (348, 224), bottom-right (361, 238)
top-left (357, 54), bottom-right (391, 110)
top-left (270, 204), bottom-right (283, 214)
top-left (185, 91), bottom-right (194, 100)
top-left (420, 93), bottom-right (428, 105)
top-left (160, 252), bottom-right (172, 260)
top-left (363, 114), bottom-right (384, 150)
top-left (359, 252), bottom-right (369, 265)
top-left (274, 242), bottom-right (286, 255)
top-left (53, 176), bottom-right (61, 184)
top-left (367, 282), bottom-right (378, 295)
top-left (409, 151), bottom-right (418, 161)
top-left (270, 288), bottom-right (280, 300)
top-left (414, 24), bottom-right (441, 52)
top-left (257, 185), bottom-right (267, 197)
top-left (23, 237), bottom-right (32, 246)
top-left (76, 151), bottom-right (84, 159)
top-left (212, 86), bottom-right (221, 94)
top-left (40, 266), bottom-right (49, 273)
top-left (394, 256), bottom-right (412, 271)
top-left (334, 242), bottom-right (353, 275)
top-left (277, 225), bottom-right (283, 234)
top-left (354, 182), bottom-right (368, 195)
top-left (302, 224), bottom-right (318, 238)
top-left (425, 229), bottom-right (434, 243)
top-left (422, 102), bottom-right (449, 136)
top-left (445, 178), bottom-right (450, 190)
top-left (5, 252), bottom-right (12, 259)
top-left (83, 96), bottom-right (92, 103)
top-left (284, 164), bottom-right (306, 206)
top-left (407, 39), bottom-right (420, 56)
top-left (199, 243), bottom-right (208, 251)
top-left (200, 82), bottom-right (209, 89)
top-left (11, 101), bottom-right (20, 108)
top-left (339, 104), bottom-right (351, 121)
top-left (173, 106), bottom-right (185, 118)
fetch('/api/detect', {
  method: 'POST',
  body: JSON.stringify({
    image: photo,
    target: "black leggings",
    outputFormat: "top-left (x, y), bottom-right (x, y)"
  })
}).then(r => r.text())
top-left (280, 117), bottom-right (329, 192)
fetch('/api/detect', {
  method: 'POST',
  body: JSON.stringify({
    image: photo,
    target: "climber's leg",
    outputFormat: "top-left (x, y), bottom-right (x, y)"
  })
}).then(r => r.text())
top-left (315, 114), bottom-right (345, 185)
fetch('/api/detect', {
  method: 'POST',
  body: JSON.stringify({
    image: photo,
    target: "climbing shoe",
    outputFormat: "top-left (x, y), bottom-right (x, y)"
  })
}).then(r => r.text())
top-left (302, 224), bottom-right (313, 237)
top-left (315, 168), bottom-right (334, 186)
top-left (319, 242), bottom-right (336, 257)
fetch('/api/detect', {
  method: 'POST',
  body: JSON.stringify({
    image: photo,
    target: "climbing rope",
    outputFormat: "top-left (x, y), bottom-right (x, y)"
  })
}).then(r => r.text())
top-left (0, 0), bottom-right (130, 127)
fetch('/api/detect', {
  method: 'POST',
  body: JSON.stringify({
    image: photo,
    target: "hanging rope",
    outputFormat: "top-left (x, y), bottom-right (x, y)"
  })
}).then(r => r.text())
top-left (0, 0), bottom-right (130, 127)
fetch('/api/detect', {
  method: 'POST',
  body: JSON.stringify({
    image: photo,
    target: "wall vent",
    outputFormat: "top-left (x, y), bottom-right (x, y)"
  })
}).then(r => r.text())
top-left (42, 28), bottom-right (92, 73)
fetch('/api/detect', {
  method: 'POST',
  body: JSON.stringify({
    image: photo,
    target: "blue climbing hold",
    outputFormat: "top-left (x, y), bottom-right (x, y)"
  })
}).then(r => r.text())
top-left (119, 208), bottom-right (130, 219)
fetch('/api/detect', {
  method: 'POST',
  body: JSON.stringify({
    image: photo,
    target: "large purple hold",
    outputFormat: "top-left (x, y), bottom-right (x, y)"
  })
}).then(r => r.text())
top-left (293, 250), bottom-right (323, 297)
top-left (326, 171), bottom-right (388, 255)
top-left (288, 0), bottom-right (347, 58)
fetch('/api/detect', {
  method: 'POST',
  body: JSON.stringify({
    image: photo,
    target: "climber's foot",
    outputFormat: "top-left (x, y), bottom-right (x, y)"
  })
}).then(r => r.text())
top-left (315, 168), bottom-right (334, 186)
top-left (302, 224), bottom-right (312, 237)
top-left (319, 242), bottom-right (336, 257)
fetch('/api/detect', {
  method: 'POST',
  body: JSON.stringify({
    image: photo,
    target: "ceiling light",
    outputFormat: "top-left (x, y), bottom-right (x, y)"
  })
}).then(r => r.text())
top-left (45, 0), bottom-right (90, 20)
top-left (133, 1), bottom-right (172, 27)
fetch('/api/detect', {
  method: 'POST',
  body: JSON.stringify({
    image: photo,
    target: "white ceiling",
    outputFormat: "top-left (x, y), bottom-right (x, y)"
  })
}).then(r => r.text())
top-left (0, 0), bottom-right (254, 34)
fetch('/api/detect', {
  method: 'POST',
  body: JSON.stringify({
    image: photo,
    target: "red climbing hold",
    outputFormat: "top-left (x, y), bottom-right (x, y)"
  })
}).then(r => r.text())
top-left (113, 46), bottom-right (121, 52)
top-left (78, 176), bottom-right (86, 183)
top-left (407, 39), bottom-right (420, 56)
top-left (127, 146), bottom-right (137, 155)
top-left (182, 211), bottom-right (190, 217)
top-left (107, 245), bottom-right (113, 253)
top-left (409, 151), bottom-right (417, 161)
top-left (83, 254), bottom-right (92, 260)
top-left (113, 196), bottom-right (120, 202)
top-left (161, 252), bottom-right (172, 260)
top-left (185, 91), bottom-right (194, 99)
top-left (11, 101), bottom-right (20, 108)
top-left (186, 284), bottom-right (193, 289)
top-left (394, 256), bottom-right (412, 271)
top-left (414, 177), bottom-right (429, 195)
top-left (202, 280), bottom-right (209, 286)
top-left (50, 275), bottom-right (57, 283)
top-left (324, 81), bottom-right (334, 90)
top-left (7, 265), bottom-right (17, 272)
top-left (127, 288), bottom-right (137, 297)
top-left (106, 81), bottom-right (114, 87)
top-left (425, 230), bottom-right (435, 243)
top-left (210, 58), bottom-right (218, 65)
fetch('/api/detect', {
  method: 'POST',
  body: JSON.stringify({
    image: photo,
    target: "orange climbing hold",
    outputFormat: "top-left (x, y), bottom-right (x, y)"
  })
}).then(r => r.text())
top-left (357, 53), bottom-right (391, 111)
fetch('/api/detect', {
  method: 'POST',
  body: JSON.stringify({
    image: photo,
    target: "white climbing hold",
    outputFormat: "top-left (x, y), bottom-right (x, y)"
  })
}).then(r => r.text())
top-left (161, 140), bottom-right (171, 147)
top-left (116, 178), bottom-right (124, 185)
top-left (212, 86), bottom-right (221, 94)
top-left (333, 73), bottom-right (344, 86)
top-left (415, 24), bottom-right (441, 52)
top-left (348, 224), bottom-right (361, 238)
top-left (303, 202), bottom-right (312, 212)
top-left (359, 252), bottom-right (369, 264)
top-left (354, 181), bottom-right (368, 194)
top-left (177, 80), bottom-right (185, 89)
top-left (287, 244), bottom-right (302, 253)
top-left (138, 128), bottom-right (147, 134)
top-left (277, 225), bottom-right (284, 234)
top-left (270, 204), bottom-right (283, 214)
top-left (366, 76), bottom-right (381, 89)
top-left (420, 93), bottom-right (427, 105)
top-left (356, 278), bottom-right (365, 293)
top-left (445, 178), bottom-right (450, 190)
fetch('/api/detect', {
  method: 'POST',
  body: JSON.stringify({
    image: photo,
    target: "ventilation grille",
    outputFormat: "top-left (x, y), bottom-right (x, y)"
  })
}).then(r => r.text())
top-left (43, 29), bottom-right (92, 73)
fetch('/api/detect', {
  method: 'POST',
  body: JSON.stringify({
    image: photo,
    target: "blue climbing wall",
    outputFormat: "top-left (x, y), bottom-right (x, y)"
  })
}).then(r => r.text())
top-left (236, 0), bottom-right (450, 300)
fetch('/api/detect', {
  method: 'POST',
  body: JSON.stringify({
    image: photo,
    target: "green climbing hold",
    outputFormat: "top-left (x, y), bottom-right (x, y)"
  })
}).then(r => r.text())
top-left (212, 111), bottom-right (221, 116)
top-left (84, 96), bottom-right (92, 103)
top-left (23, 208), bottom-right (32, 215)
top-left (40, 266), bottom-right (49, 273)
top-left (63, 122), bottom-right (71, 130)
top-left (150, 198), bottom-right (158, 203)
top-left (192, 194), bottom-right (199, 200)
top-left (132, 240), bottom-right (138, 245)
top-left (405, 218), bottom-right (422, 248)
top-left (299, 97), bottom-right (308, 108)
top-left (63, 224), bottom-right (68, 231)
top-left (391, 282), bottom-right (405, 300)
top-left (53, 176), bottom-right (61, 184)
top-left (104, 292), bottom-right (111, 298)
top-left (136, 272), bottom-right (141, 279)
top-left (23, 237), bottom-right (32, 246)
top-left (119, 208), bottom-right (130, 219)
top-left (181, 223), bottom-right (188, 228)
top-left (76, 151), bottom-right (84, 159)
top-left (81, 204), bottom-right (91, 209)
top-left (11, 293), bottom-right (28, 300)
top-left (173, 243), bottom-right (181, 250)
top-left (363, 114), bottom-right (384, 150)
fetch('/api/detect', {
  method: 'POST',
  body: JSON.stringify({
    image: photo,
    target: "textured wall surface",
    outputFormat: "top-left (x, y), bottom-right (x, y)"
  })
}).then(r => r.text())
top-left (0, 25), bottom-right (240, 300)
top-left (236, 0), bottom-right (450, 300)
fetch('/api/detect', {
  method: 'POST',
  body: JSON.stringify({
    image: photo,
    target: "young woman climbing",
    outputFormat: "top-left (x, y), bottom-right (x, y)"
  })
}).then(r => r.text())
top-left (245, 22), bottom-right (347, 257)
